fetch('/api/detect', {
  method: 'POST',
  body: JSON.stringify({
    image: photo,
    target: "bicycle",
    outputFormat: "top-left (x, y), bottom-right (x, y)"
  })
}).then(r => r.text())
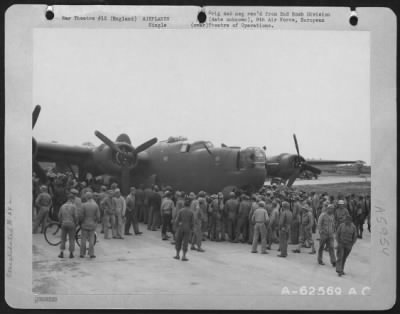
top-left (44, 221), bottom-right (98, 247)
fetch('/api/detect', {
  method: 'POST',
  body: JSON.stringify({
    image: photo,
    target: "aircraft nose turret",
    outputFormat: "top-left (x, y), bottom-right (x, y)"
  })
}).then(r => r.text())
top-left (240, 147), bottom-right (267, 169)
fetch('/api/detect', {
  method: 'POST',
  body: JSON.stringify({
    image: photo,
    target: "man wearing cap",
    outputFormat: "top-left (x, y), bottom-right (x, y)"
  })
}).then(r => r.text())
top-left (235, 194), bottom-right (251, 243)
top-left (364, 194), bottom-right (371, 233)
top-left (174, 197), bottom-right (194, 261)
top-left (112, 189), bottom-right (126, 239)
top-left (33, 185), bottom-right (53, 234)
top-left (248, 195), bottom-right (259, 245)
top-left (210, 193), bottom-right (224, 241)
top-left (335, 215), bottom-right (357, 276)
top-left (267, 200), bottom-right (280, 249)
top-left (125, 187), bottom-right (142, 236)
top-left (278, 201), bottom-right (292, 257)
top-left (317, 204), bottom-right (336, 266)
top-left (171, 191), bottom-right (185, 244)
top-left (197, 191), bottom-right (208, 241)
top-left (101, 190), bottom-right (115, 239)
top-left (160, 191), bottom-right (175, 240)
top-left (293, 201), bottom-right (316, 254)
top-left (290, 196), bottom-right (301, 245)
top-left (148, 185), bottom-right (162, 231)
top-left (224, 192), bottom-right (239, 242)
top-left (58, 193), bottom-right (78, 258)
top-left (251, 201), bottom-right (269, 254)
top-left (190, 192), bottom-right (205, 252)
top-left (334, 200), bottom-right (349, 231)
top-left (79, 192), bottom-right (100, 258)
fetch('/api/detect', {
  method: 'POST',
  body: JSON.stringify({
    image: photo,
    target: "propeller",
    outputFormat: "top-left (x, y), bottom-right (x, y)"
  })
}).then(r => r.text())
top-left (32, 105), bottom-right (47, 182)
top-left (95, 130), bottom-right (157, 195)
top-left (286, 134), bottom-right (322, 187)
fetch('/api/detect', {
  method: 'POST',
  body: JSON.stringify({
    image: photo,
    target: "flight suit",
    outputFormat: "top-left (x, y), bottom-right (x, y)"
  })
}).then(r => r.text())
top-left (33, 192), bottom-right (52, 234)
top-left (290, 201), bottom-right (301, 244)
top-left (224, 198), bottom-right (239, 241)
top-left (317, 212), bottom-right (336, 265)
top-left (58, 201), bottom-right (77, 253)
top-left (335, 222), bottom-right (357, 274)
top-left (101, 197), bottom-right (115, 239)
top-left (190, 199), bottom-right (203, 249)
top-left (279, 208), bottom-right (292, 257)
top-left (112, 196), bottom-right (126, 238)
top-left (125, 194), bottom-right (140, 235)
top-left (235, 199), bottom-right (251, 243)
top-left (251, 207), bottom-right (269, 253)
top-left (175, 207), bottom-right (194, 254)
top-left (79, 199), bottom-right (100, 257)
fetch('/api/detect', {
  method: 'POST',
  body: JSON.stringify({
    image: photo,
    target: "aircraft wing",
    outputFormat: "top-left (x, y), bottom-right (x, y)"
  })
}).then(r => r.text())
top-left (36, 142), bottom-right (94, 165)
top-left (306, 160), bottom-right (361, 166)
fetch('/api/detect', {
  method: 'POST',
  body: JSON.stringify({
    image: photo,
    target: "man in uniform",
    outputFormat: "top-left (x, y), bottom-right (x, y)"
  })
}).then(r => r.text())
top-left (190, 192), bottom-right (205, 252)
top-left (364, 194), bottom-right (371, 232)
top-left (101, 190), bottom-right (115, 239)
top-left (148, 185), bottom-right (162, 231)
top-left (160, 191), bottom-right (175, 240)
top-left (293, 201), bottom-right (316, 254)
top-left (79, 192), bottom-right (100, 258)
top-left (171, 191), bottom-right (185, 244)
top-left (58, 193), bottom-right (78, 258)
top-left (336, 215), bottom-right (357, 276)
top-left (317, 204), bottom-right (336, 266)
top-left (354, 195), bottom-right (366, 238)
top-left (33, 185), bottom-right (53, 234)
top-left (210, 193), bottom-right (224, 241)
top-left (125, 187), bottom-right (142, 236)
top-left (267, 199), bottom-right (280, 249)
top-left (278, 201), bottom-right (292, 257)
top-left (224, 192), bottom-right (239, 242)
top-left (112, 188), bottom-right (126, 239)
top-left (251, 201), bottom-right (269, 254)
top-left (143, 185), bottom-right (153, 225)
top-left (235, 194), bottom-right (251, 243)
top-left (197, 191), bottom-right (208, 241)
top-left (334, 200), bottom-right (349, 231)
top-left (311, 192), bottom-right (320, 233)
top-left (173, 197), bottom-right (195, 261)
top-left (248, 195), bottom-right (259, 245)
top-left (290, 195), bottom-right (301, 245)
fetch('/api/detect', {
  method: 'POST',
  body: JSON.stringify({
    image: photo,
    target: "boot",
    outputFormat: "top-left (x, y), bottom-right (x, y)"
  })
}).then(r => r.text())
top-left (58, 252), bottom-right (64, 258)
top-left (309, 245), bottom-right (316, 254)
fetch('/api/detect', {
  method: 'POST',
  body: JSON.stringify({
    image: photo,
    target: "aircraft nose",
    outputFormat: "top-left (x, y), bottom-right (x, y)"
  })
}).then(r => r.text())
top-left (240, 147), bottom-right (266, 169)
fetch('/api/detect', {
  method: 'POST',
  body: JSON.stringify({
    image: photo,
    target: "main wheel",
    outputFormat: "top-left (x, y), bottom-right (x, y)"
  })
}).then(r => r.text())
top-left (44, 222), bottom-right (62, 246)
top-left (75, 226), bottom-right (97, 247)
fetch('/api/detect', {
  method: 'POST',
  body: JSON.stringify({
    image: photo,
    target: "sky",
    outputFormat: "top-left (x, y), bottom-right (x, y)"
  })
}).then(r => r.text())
top-left (33, 28), bottom-right (370, 164)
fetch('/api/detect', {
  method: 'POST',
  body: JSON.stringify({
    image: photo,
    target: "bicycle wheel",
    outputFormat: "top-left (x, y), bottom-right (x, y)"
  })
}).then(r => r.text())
top-left (75, 227), bottom-right (97, 247)
top-left (44, 222), bottom-right (62, 246)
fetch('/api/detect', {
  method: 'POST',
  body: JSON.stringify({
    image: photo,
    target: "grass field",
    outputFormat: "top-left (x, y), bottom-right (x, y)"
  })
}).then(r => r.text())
top-left (295, 181), bottom-right (371, 196)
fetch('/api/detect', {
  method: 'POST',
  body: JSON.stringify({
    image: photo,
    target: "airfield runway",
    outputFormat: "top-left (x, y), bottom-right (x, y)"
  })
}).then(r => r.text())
top-left (33, 222), bottom-right (371, 309)
top-left (291, 175), bottom-right (370, 186)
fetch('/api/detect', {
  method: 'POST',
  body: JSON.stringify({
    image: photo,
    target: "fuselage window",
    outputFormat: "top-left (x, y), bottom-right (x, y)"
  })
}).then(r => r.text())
top-left (180, 144), bottom-right (190, 153)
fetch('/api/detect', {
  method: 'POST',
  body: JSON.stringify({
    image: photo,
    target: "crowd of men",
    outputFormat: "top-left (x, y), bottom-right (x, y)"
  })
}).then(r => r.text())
top-left (32, 170), bottom-right (371, 276)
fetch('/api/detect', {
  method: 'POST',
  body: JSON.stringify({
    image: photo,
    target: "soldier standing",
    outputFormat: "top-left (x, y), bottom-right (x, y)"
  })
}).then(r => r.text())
top-left (317, 204), bottom-right (336, 266)
top-left (101, 190), bottom-right (115, 239)
top-left (247, 195), bottom-right (259, 245)
top-left (336, 215), bottom-right (357, 276)
top-left (79, 192), bottom-right (100, 258)
top-left (251, 201), bottom-right (269, 254)
top-left (290, 196), bottom-right (301, 245)
top-left (160, 191), bottom-right (175, 240)
top-left (224, 192), bottom-right (239, 242)
top-left (173, 197), bottom-right (194, 261)
top-left (278, 201), bottom-right (292, 257)
top-left (293, 202), bottom-right (316, 254)
top-left (112, 189), bottom-right (126, 239)
top-left (235, 194), bottom-right (251, 243)
top-left (190, 192), bottom-right (205, 252)
top-left (125, 187), bottom-right (142, 236)
top-left (334, 200), bottom-right (349, 231)
top-left (33, 185), bottom-right (53, 234)
top-left (58, 194), bottom-right (77, 258)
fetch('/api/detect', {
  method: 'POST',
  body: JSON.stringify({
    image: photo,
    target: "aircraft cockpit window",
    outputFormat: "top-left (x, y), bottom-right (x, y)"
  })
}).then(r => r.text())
top-left (180, 144), bottom-right (190, 153)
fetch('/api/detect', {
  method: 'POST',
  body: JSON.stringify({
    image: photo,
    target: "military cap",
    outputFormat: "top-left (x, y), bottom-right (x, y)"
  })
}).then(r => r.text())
top-left (327, 204), bottom-right (334, 209)
top-left (198, 191), bottom-right (206, 197)
top-left (70, 188), bottom-right (79, 195)
top-left (85, 191), bottom-right (93, 199)
top-left (189, 192), bottom-right (196, 198)
top-left (338, 200), bottom-right (345, 205)
top-left (282, 201), bottom-right (290, 209)
top-left (115, 188), bottom-right (121, 193)
top-left (258, 201), bottom-right (266, 207)
top-left (210, 194), bottom-right (217, 199)
top-left (229, 192), bottom-right (236, 197)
